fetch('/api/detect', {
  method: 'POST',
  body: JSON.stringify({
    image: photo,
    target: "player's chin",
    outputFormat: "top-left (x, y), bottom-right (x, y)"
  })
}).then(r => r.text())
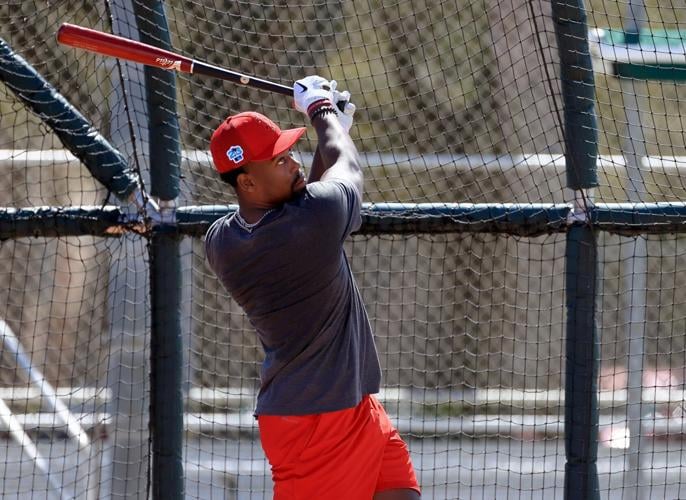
top-left (292, 174), bottom-right (306, 192)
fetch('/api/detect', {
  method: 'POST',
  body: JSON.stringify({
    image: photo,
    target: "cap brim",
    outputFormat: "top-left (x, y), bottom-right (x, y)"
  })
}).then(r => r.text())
top-left (254, 126), bottom-right (306, 161)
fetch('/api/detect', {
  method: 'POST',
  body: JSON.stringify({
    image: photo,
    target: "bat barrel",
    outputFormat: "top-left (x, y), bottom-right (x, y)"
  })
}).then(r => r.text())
top-left (57, 23), bottom-right (294, 97)
top-left (57, 23), bottom-right (194, 73)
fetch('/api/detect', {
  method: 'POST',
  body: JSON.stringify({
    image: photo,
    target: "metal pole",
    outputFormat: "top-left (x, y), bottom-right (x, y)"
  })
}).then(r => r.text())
top-left (131, 1), bottom-right (184, 498)
top-left (620, 3), bottom-right (648, 497)
top-left (149, 231), bottom-right (184, 499)
top-left (0, 319), bottom-right (73, 500)
top-left (623, 235), bottom-right (648, 500)
top-left (106, 2), bottom-right (151, 497)
top-left (0, 319), bottom-right (90, 450)
top-left (0, 398), bottom-right (68, 500)
top-left (551, 0), bottom-right (600, 497)
top-left (565, 225), bottom-right (600, 500)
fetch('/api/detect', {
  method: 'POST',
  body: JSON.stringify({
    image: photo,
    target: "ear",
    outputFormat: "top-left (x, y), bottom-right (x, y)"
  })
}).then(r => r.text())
top-left (236, 171), bottom-right (256, 192)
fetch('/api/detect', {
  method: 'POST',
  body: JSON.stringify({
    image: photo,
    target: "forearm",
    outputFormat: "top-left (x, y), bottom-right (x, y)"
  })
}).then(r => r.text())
top-left (308, 147), bottom-right (326, 183)
top-left (312, 113), bottom-right (363, 194)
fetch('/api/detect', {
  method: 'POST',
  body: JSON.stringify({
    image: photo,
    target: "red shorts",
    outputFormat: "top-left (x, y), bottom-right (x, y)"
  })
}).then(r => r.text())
top-left (258, 395), bottom-right (420, 499)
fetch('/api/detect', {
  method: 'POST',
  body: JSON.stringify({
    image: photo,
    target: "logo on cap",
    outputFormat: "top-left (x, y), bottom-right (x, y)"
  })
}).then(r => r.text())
top-left (227, 145), bottom-right (244, 164)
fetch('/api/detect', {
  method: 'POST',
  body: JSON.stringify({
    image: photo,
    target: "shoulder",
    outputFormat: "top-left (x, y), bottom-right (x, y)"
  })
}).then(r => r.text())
top-left (204, 215), bottom-right (237, 262)
top-left (205, 214), bottom-right (229, 242)
top-left (296, 179), bottom-right (362, 238)
top-left (304, 179), bottom-right (361, 207)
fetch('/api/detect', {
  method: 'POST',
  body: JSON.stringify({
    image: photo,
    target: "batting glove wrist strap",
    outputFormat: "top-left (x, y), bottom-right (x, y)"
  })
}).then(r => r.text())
top-left (309, 105), bottom-right (338, 123)
top-left (307, 99), bottom-right (336, 121)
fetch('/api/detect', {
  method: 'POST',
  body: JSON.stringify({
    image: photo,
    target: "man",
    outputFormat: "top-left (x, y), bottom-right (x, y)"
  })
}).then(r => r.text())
top-left (205, 75), bottom-right (420, 499)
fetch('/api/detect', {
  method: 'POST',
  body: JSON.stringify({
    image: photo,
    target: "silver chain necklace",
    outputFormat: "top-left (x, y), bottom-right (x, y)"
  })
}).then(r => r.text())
top-left (234, 209), bottom-right (275, 233)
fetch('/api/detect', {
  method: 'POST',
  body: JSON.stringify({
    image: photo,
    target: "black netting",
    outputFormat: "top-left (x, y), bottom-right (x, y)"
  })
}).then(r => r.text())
top-left (2, 1), bottom-right (686, 498)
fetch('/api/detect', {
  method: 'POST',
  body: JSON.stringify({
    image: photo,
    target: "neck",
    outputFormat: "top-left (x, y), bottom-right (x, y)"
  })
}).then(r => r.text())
top-left (237, 205), bottom-right (274, 224)
top-left (233, 207), bottom-right (275, 233)
top-left (235, 193), bottom-right (276, 223)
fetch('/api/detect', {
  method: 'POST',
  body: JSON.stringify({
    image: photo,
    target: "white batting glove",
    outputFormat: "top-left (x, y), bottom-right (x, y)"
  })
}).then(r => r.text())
top-left (330, 80), bottom-right (356, 132)
top-left (293, 75), bottom-right (334, 117)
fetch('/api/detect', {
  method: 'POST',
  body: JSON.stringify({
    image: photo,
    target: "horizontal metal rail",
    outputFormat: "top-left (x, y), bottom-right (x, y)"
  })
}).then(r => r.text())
top-left (4, 202), bottom-right (686, 237)
top-left (1, 385), bottom-right (682, 412)
top-left (4, 411), bottom-right (684, 441)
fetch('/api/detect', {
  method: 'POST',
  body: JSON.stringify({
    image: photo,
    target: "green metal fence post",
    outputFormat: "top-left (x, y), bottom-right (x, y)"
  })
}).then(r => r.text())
top-left (149, 228), bottom-right (183, 499)
top-left (564, 226), bottom-right (600, 499)
top-left (132, 1), bottom-right (183, 498)
top-left (552, 0), bottom-right (600, 498)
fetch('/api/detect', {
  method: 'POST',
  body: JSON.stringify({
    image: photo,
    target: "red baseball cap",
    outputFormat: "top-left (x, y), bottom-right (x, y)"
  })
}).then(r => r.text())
top-left (210, 111), bottom-right (306, 174)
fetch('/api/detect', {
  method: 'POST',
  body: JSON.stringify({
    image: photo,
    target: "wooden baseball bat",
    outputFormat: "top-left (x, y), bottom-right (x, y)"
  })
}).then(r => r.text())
top-left (57, 23), bottom-right (293, 96)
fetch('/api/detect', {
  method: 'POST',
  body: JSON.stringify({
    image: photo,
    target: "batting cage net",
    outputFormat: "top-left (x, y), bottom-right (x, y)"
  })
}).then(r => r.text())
top-left (1, 0), bottom-right (686, 499)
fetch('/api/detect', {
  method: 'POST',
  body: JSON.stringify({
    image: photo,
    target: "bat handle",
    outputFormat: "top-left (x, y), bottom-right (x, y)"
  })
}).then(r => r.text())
top-left (192, 62), bottom-right (347, 111)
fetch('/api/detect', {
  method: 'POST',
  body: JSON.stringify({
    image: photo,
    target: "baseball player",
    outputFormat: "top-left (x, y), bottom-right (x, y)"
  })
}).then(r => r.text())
top-left (205, 76), bottom-right (420, 499)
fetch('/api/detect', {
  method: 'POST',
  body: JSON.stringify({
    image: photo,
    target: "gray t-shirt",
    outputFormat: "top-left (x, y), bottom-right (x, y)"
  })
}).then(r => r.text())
top-left (204, 179), bottom-right (381, 415)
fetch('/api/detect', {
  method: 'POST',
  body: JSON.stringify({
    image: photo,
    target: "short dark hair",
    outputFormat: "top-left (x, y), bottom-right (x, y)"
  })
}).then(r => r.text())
top-left (219, 167), bottom-right (245, 188)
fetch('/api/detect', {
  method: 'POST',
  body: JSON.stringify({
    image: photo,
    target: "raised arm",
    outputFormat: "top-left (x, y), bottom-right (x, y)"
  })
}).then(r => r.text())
top-left (311, 112), bottom-right (362, 194)
top-left (294, 76), bottom-right (362, 195)
top-left (308, 146), bottom-right (325, 184)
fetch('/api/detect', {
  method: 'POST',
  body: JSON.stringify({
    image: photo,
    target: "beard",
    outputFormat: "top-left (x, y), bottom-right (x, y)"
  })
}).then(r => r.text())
top-left (292, 170), bottom-right (306, 191)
